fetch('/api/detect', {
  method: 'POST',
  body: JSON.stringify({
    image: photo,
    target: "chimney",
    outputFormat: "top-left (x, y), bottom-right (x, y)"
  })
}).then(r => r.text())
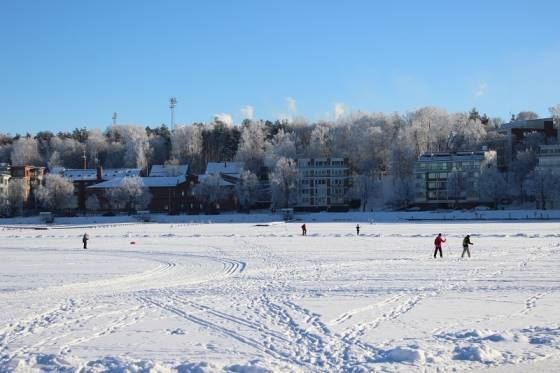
top-left (96, 166), bottom-right (103, 181)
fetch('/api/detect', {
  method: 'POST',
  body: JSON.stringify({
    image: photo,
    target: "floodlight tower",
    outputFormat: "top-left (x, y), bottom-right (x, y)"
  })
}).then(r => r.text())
top-left (169, 97), bottom-right (177, 130)
top-left (112, 112), bottom-right (118, 125)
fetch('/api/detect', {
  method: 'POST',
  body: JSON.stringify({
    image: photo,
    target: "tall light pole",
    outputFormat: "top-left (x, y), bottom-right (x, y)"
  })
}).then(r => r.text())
top-left (112, 112), bottom-right (118, 126)
top-left (169, 97), bottom-right (177, 130)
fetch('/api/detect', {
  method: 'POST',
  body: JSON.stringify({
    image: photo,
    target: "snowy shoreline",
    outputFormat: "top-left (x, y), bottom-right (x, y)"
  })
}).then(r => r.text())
top-left (1, 209), bottom-right (560, 228)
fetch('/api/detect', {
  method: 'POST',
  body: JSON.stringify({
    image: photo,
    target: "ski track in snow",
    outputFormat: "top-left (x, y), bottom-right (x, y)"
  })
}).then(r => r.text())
top-left (0, 221), bottom-right (560, 372)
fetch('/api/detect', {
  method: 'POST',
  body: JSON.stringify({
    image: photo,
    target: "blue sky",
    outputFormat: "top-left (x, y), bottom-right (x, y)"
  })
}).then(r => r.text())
top-left (1, 0), bottom-right (559, 134)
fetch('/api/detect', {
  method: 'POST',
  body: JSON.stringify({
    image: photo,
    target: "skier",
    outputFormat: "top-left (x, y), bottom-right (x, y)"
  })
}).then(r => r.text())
top-left (301, 224), bottom-right (307, 236)
top-left (433, 233), bottom-right (445, 258)
top-left (356, 224), bottom-right (360, 235)
top-left (82, 233), bottom-right (89, 249)
top-left (461, 235), bottom-right (473, 258)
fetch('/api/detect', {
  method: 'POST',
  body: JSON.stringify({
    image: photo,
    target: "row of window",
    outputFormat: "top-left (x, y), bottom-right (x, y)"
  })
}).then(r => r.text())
top-left (299, 170), bottom-right (348, 177)
top-left (416, 172), bottom-right (480, 180)
top-left (417, 161), bottom-right (480, 171)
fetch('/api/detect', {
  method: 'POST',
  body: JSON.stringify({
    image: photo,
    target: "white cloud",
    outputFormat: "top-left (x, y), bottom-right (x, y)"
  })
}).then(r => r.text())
top-left (214, 113), bottom-right (233, 126)
top-left (240, 105), bottom-right (254, 120)
top-left (475, 82), bottom-right (488, 98)
top-left (285, 97), bottom-right (297, 113)
top-left (334, 103), bottom-right (345, 121)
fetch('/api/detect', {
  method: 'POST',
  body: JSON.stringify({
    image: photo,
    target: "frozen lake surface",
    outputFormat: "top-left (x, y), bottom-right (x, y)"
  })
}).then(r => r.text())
top-left (1, 220), bottom-right (559, 372)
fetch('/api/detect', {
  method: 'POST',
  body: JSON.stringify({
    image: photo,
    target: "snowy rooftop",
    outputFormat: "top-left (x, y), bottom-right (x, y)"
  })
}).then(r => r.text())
top-left (197, 174), bottom-right (235, 186)
top-left (149, 164), bottom-right (189, 177)
top-left (89, 175), bottom-right (186, 189)
top-left (417, 151), bottom-right (491, 162)
top-left (500, 117), bottom-right (553, 130)
top-left (205, 161), bottom-right (244, 175)
top-left (51, 167), bottom-right (141, 181)
top-left (141, 176), bottom-right (186, 187)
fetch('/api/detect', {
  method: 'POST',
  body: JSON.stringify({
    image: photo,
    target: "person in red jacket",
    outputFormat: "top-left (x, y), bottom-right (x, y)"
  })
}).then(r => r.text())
top-left (434, 233), bottom-right (445, 258)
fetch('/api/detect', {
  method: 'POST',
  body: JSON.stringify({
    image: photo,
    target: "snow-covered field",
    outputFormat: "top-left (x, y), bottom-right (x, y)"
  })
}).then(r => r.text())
top-left (1, 220), bottom-right (560, 372)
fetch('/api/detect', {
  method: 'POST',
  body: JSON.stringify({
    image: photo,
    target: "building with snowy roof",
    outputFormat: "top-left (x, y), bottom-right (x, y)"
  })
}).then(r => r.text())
top-left (497, 117), bottom-right (556, 169)
top-left (51, 166), bottom-right (142, 210)
top-left (87, 164), bottom-right (195, 214)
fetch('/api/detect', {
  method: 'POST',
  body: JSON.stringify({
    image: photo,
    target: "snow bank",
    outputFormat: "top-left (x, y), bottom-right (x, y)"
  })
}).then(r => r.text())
top-left (453, 345), bottom-right (503, 363)
top-left (379, 346), bottom-right (426, 364)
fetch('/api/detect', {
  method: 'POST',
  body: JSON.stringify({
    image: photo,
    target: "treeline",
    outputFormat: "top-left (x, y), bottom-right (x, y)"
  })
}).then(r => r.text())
top-left (1, 106), bottom-right (559, 209)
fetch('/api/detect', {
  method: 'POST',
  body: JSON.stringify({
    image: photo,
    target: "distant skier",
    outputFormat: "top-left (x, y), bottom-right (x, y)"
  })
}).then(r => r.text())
top-left (433, 233), bottom-right (445, 258)
top-left (356, 224), bottom-right (360, 235)
top-left (461, 235), bottom-right (473, 258)
top-left (82, 233), bottom-right (89, 249)
top-left (301, 224), bottom-right (307, 236)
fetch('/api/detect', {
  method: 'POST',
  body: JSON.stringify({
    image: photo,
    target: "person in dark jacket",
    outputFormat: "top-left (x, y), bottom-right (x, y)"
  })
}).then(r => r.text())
top-left (434, 233), bottom-right (446, 258)
top-left (356, 224), bottom-right (360, 235)
top-left (461, 235), bottom-right (473, 258)
top-left (301, 224), bottom-right (307, 236)
top-left (82, 233), bottom-right (89, 249)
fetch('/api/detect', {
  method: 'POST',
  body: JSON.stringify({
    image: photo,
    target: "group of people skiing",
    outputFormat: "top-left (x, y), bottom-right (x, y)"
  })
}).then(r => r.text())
top-left (434, 233), bottom-right (473, 258)
top-left (83, 226), bottom-right (473, 258)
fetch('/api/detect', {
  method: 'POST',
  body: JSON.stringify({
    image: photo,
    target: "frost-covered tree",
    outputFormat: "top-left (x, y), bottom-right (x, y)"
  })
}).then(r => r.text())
top-left (235, 170), bottom-right (259, 210)
top-left (234, 121), bottom-right (266, 173)
top-left (264, 129), bottom-right (296, 168)
top-left (36, 174), bottom-right (77, 212)
top-left (391, 176), bottom-right (415, 209)
top-left (86, 129), bottom-right (109, 167)
top-left (85, 194), bottom-right (100, 213)
top-left (11, 137), bottom-right (41, 166)
top-left (49, 137), bottom-right (85, 169)
top-left (307, 122), bottom-right (333, 158)
top-left (550, 104), bottom-right (560, 128)
top-left (478, 168), bottom-right (507, 208)
top-left (389, 141), bottom-right (416, 180)
top-left (7, 179), bottom-right (28, 216)
top-left (352, 174), bottom-right (380, 211)
top-left (515, 111), bottom-right (539, 121)
top-left (171, 124), bottom-right (203, 167)
top-left (448, 114), bottom-right (487, 152)
top-left (509, 150), bottom-right (537, 201)
top-left (524, 169), bottom-right (560, 210)
top-left (446, 172), bottom-right (469, 207)
top-left (106, 125), bottom-right (151, 169)
top-left (193, 174), bottom-right (225, 208)
top-left (105, 177), bottom-right (151, 213)
top-left (270, 157), bottom-right (298, 208)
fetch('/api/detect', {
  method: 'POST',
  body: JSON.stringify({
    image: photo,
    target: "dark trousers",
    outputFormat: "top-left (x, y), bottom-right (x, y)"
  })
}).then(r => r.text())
top-left (461, 246), bottom-right (470, 258)
top-left (83, 240), bottom-right (87, 249)
top-left (433, 246), bottom-right (442, 258)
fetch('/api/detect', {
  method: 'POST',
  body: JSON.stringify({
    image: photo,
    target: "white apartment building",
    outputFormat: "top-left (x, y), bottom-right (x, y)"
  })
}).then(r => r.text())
top-left (537, 145), bottom-right (560, 174)
top-left (414, 150), bottom-right (497, 207)
top-left (296, 157), bottom-right (351, 209)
